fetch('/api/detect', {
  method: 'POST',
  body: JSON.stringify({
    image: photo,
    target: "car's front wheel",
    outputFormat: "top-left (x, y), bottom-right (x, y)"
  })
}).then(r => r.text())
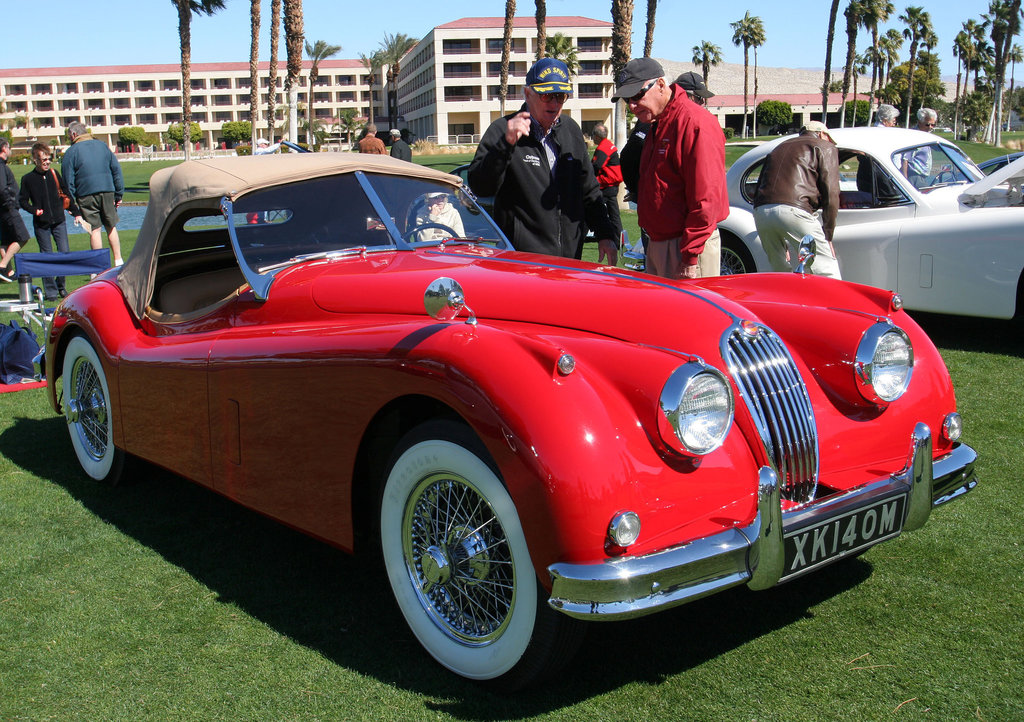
top-left (380, 421), bottom-right (581, 689)
top-left (62, 335), bottom-right (125, 484)
top-left (720, 233), bottom-right (756, 275)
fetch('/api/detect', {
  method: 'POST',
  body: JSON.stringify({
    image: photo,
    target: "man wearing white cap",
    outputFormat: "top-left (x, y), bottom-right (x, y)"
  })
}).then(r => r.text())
top-left (752, 121), bottom-right (842, 279)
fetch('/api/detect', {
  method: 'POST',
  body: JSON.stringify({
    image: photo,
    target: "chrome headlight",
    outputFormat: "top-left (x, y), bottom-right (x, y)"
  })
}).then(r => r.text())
top-left (658, 363), bottom-right (734, 456)
top-left (855, 323), bottom-right (914, 404)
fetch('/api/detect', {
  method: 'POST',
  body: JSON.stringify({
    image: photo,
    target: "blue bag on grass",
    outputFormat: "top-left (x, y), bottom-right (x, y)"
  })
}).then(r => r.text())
top-left (0, 320), bottom-right (40, 384)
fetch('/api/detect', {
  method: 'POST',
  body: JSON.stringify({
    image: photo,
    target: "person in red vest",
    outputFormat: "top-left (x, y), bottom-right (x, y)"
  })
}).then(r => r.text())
top-left (591, 123), bottom-right (623, 244)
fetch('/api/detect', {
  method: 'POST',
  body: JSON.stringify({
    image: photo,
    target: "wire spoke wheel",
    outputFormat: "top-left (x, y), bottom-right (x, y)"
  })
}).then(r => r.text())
top-left (403, 472), bottom-right (515, 645)
top-left (62, 336), bottom-right (124, 484)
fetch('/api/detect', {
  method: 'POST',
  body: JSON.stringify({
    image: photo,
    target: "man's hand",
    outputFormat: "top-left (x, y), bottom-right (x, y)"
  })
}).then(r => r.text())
top-left (597, 238), bottom-right (618, 266)
top-left (504, 112), bottom-right (531, 146)
top-left (681, 263), bottom-right (700, 279)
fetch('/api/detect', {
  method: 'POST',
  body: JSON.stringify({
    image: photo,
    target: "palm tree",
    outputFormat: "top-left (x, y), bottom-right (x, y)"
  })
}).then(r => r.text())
top-left (953, 30), bottom-right (968, 137)
top-left (822, 0), bottom-right (842, 123)
top-left (378, 32), bottom-right (418, 132)
top-left (730, 11), bottom-right (765, 138)
top-left (499, 0), bottom-right (516, 115)
top-left (1007, 43), bottom-right (1023, 130)
top-left (643, 0), bottom-right (658, 57)
top-left (267, 0), bottom-right (281, 143)
top-left (840, 1), bottom-right (864, 128)
top-left (983, 0), bottom-right (1023, 146)
top-left (282, 0), bottom-right (304, 144)
top-left (305, 39), bottom-right (342, 147)
top-left (173, 0), bottom-right (226, 161)
top-left (850, 50), bottom-right (869, 126)
top-left (860, 0), bottom-right (894, 126)
top-left (692, 41), bottom-right (723, 86)
top-left (879, 27), bottom-right (904, 89)
top-left (961, 19), bottom-right (989, 94)
top-left (899, 5), bottom-right (932, 128)
top-left (545, 33), bottom-right (579, 76)
top-left (535, 0), bottom-right (547, 61)
top-left (610, 0), bottom-right (634, 148)
top-left (358, 51), bottom-right (384, 126)
top-left (249, 0), bottom-right (260, 147)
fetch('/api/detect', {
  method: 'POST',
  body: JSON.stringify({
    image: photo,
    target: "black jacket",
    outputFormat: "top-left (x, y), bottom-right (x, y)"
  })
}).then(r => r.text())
top-left (619, 121), bottom-right (650, 198)
top-left (19, 167), bottom-right (80, 227)
top-left (0, 159), bottom-right (18, 218)
top-left (468, 106), bottom-right (616, 258)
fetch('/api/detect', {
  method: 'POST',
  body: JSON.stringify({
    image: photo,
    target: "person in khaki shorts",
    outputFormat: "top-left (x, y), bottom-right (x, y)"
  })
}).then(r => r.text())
top-left (61, 121), bottom-right (125, 266)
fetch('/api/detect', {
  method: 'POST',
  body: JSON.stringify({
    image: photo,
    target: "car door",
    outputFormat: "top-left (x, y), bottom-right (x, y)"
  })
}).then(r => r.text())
top-left (832, 153), bottom-right (915, 292)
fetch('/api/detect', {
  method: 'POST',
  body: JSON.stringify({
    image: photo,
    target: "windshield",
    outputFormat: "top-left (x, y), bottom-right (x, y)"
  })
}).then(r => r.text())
top-left (226, 171), bottom-right (508, 299)
top-left (891, 142), bottom-right (983, 191)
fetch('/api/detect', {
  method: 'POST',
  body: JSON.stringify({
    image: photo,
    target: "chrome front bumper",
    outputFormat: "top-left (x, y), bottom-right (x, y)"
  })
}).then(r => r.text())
top-left (547, 423), bottom-right (977, 620)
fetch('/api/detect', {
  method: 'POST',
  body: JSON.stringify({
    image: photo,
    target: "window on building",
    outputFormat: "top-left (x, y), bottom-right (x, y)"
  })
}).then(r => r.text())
top-left (214, 111), bottom-right (233, 122)
top-left (212, 78), bottom-right (231, 89)
top-left (444, 63), bottom-right (477, 78)
top-left (577, 83), bottom-right (603, 99)
top-left (212, 95), bottom-right (232, 106)
top-left (236, 77), bottom-right (251, 89)
top-left (163, 113), bottom-right (182, 124)
top-left (336, 75), bottom-right (355, 85)
top-left (192, 112), bottom-right (208, 122)
top-left (135, 97), bottom-right (157, 108)
top-left (191, 78), bottom-right (206, 90)
top-left (32, 83), bottom-right (53, 94)
top-left (579, 60), bottom-right (604, 76)
top-left (109, 81), bottom-right (129, 92)
top-left (191, 96), bottom-right (208, 107)
top-left (578, 37), bottom-right (604, 53)
top-left (88, 115), bottom-right (106, 126)
top-left (113, 115), bottom-right (131, 126)
top-left (58, 83), bottom-right (79, 94)
top-left (60, 99), bottom-right (80, 111)
top-left (336, 91), bottom-right (356, 102)
top-left (33, 100), bottom-right (54, 112)
top-left (162, 97), bottom-right (182, 108)
top-left (138, 114), bottom-right (157, 125)
top-left (6, 84), bottom-right (26, 95)
top-left (444, 86), bottom-right (480, 102)
top-left (161, 79), bottom-right (180, 91)
top-left (135, 80), bottom-right (155, 92)
top-left (84, 82), bottom-right (103, 93)
top-left (442, 39), bottom-right (476, 55)
top-left (86, 98), bottom-right (106, 109)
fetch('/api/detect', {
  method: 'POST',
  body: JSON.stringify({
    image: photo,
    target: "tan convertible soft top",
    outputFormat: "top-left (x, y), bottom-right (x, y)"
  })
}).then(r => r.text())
top-left (118, 153), bottom-right (461, 319)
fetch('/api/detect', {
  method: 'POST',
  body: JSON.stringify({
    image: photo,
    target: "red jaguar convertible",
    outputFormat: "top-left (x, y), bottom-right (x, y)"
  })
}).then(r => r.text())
top-left (45, 153), bottom-right (977, 689)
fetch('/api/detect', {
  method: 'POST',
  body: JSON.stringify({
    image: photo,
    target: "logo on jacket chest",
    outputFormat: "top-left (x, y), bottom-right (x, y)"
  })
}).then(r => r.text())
top-left (521, 152), bottom-right (542, 168)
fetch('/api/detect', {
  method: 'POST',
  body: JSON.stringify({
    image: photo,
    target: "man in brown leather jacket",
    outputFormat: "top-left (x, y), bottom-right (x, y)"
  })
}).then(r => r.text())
top-left (752, 121), bottom-right (841, 278)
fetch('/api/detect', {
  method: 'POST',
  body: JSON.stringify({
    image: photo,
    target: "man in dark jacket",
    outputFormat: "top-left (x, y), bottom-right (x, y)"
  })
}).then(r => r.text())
top-left (752, 121), bottom-right (841, 278)
top-left (468, 58), bottom-right (617, 263)
top-left (389, 129), bottom-right (412, 162)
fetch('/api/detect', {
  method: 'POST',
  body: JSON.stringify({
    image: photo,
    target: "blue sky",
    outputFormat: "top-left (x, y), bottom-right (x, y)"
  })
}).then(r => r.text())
top-left (3, 1), bottom-right (996, 79)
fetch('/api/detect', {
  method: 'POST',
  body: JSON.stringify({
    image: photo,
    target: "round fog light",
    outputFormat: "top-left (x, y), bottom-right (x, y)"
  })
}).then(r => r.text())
top-left (608, 511), bottom-right (641, 547)
top-left (943, 412), bottom-right (963, 442)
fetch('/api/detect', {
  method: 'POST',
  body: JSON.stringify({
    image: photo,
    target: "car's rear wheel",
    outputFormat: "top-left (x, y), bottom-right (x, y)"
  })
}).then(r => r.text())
top-left (721, 233), bottom-right (756, 275)
top-left (62, 335), bottom-right (125, 485)
top-left (380, 421), bottom-right (582, 689)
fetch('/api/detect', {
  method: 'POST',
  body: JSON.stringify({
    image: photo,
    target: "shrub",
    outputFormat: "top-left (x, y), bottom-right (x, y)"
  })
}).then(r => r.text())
top-left (723, 127), bottom-right (735, 140)
top-left (235, 145), bottom-right (253, 156)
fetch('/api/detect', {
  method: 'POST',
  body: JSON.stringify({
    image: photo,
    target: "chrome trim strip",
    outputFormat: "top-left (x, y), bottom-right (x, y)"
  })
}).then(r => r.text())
top-left (546, 432), bottom-right (977, 621)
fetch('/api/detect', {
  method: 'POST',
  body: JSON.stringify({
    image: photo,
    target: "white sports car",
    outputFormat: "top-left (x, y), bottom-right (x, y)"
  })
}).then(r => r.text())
top-left (719, 127), bottom-right (1024, 319)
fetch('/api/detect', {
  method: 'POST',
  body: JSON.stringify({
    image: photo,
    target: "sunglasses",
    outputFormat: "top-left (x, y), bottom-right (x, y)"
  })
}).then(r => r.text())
top-left (535, 92), bottom-right (568, 104)
top-left (627, 79), bottom-right (658, 104)
top-left (36, 156), bottom-right (52, 163)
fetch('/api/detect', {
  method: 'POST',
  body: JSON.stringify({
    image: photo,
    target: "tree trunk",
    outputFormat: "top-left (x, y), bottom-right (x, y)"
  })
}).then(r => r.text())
top-left (500, 0), bottom-right (516, 115)
top-left (535, 0), bottom-right (546, 60)
top-left (268, 0), bottom-right (281, 142)
top-left (283, 0), bottom-right (305, 145)
top-left (610, 0), bottom-right (634, 148)
top-left (177, 1), bottom-right (192, 161)
top-left (250, 0), bottom-right (261, 148)
top-left (822, 0), bottom-right (841, 123)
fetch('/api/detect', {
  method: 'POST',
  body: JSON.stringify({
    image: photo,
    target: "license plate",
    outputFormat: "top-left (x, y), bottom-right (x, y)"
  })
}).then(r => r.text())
top-left (781, 493), bottom-right (906, 581)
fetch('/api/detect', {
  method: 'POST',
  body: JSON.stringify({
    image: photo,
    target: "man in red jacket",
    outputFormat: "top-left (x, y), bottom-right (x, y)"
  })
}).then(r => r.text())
top-left (612, 58), bottom-right (728, 279)
top-left (590, 122), bottom-right (623, 245)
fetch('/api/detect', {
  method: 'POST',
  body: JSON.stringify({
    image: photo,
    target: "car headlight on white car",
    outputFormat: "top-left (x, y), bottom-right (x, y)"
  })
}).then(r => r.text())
top-left (658, 363), bottom-right (734, 456)
top-left (855, 323), bottom-right (914, 405)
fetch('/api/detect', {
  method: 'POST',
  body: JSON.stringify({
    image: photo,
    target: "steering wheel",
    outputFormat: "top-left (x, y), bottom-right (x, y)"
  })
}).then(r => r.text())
top-left (932, 167), bottom-right (956, 185)
top-left (403, 222), bottom-right (459, 242)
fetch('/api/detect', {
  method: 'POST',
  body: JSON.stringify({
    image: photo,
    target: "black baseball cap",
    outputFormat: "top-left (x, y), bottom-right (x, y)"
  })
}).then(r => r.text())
top-left (675, 71), bottom-right (715, 99)
top-left (612, 57), bottom-right (664, 101)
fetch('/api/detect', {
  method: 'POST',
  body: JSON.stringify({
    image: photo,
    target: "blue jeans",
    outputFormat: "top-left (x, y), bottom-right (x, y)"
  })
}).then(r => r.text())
top-left (34, 221), bottom-right (70, 297)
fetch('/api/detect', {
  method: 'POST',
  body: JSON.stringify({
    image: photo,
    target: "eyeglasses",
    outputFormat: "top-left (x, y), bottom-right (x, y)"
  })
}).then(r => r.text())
top-left (924, 122), bottom-right (936, 127)
top-left (36, 156), bottom-right (52, 163)
top-left (536, 92), bottom-right (568, 104)
top-left (627, 79), bottom-right (658, 104)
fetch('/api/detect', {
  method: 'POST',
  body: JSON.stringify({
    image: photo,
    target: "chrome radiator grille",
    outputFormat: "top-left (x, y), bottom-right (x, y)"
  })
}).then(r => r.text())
top-left (724, 324), bottom-right (819, 503)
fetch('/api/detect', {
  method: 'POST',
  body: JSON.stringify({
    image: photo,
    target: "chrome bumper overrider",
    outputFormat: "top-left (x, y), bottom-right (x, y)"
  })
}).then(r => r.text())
top-left (547, 423), bottom-right (977, 620)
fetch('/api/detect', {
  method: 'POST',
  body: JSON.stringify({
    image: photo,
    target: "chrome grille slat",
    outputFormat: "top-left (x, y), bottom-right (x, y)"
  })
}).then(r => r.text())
top-left (725, 325), bottom-right (819, 503)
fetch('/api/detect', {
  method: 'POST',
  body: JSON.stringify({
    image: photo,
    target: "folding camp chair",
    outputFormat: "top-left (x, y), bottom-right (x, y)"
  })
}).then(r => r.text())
top-left (0, 249), bottom-right (112, 334)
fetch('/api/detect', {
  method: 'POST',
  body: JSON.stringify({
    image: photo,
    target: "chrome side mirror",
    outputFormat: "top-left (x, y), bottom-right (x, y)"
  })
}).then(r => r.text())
top-left (424, 277), bottom-right (477, 326)
top-left (795, 235), bottom-right (816, 274)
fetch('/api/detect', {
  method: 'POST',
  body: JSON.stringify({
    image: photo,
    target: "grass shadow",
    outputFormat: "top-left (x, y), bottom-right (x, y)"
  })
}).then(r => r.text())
top-left (911, 311), bottom-right (1024, 357)
top-left (1, 415), bottom-right (873, 717)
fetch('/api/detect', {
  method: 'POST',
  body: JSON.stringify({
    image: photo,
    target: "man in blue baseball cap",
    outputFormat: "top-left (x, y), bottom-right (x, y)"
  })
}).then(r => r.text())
top-left (468, 57), bottom-right (618, 263)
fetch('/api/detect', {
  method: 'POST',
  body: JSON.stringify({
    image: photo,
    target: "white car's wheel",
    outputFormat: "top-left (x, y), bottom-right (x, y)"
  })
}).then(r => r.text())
top-left (62, 336), bottom-right (125, 484)
top-left (380, 421), bottom-right (580, 688)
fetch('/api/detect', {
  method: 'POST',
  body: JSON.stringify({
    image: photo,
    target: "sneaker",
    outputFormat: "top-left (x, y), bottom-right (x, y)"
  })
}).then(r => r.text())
top-left (0, 267), bottom-right (13, 283)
